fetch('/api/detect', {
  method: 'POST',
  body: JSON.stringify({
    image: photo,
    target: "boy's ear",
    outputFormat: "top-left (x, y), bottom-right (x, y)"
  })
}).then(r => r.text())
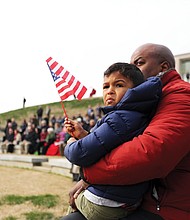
top-left (160, 61), bottom-right (170, 72)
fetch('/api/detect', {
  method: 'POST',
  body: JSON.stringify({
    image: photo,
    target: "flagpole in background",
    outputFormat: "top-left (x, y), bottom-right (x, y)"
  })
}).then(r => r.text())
top-left (23, 97), bottom-right (26, 108)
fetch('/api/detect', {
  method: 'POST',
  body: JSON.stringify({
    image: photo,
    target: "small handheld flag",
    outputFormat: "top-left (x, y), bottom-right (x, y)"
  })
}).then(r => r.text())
top-left (46, 57), bottom-right (87, 101)
top-left (46, 57), bottom-right (89, 117)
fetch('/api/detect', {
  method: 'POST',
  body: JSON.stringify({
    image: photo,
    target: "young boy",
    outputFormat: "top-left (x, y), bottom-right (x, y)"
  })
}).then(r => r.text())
top-left (64, 62), bottom-right (162, 220)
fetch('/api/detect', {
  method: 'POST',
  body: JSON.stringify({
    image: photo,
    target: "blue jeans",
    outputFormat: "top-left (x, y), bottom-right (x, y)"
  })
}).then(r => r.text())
top-left (60, 208), bottom-right (164, 220)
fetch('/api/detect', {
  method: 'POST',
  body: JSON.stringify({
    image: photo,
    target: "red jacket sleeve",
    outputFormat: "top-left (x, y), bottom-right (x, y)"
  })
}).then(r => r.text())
top-left (83, 73), bottom-right (190, 185)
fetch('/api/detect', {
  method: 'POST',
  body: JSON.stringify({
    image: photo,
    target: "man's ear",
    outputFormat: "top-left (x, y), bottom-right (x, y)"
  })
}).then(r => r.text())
top-left (160, 61), bottom-right (170, 72)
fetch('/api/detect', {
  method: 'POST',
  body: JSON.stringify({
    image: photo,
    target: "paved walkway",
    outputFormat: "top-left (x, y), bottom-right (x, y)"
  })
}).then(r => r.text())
top-left (0, 153), bottom-right (72, 177)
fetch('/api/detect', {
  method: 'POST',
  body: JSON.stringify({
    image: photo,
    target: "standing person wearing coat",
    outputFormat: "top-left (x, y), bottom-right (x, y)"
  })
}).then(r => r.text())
top-left (61, 43), bottom-right (190, 220)
top-left (63, 63), bottom-right (162, 220)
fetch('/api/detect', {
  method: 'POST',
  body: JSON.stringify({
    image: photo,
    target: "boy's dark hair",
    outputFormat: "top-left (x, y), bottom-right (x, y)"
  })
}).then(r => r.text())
top-left (104, 62), bottom-right (144, 87)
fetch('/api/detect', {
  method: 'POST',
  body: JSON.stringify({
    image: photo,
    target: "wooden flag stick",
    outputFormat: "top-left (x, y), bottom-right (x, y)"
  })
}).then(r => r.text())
top-left (60, 101), bottom-right (68, 119)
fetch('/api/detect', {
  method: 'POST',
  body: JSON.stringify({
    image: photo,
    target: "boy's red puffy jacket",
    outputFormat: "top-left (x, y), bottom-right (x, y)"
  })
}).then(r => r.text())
top-left (83, 70), bottom-right (190, 220)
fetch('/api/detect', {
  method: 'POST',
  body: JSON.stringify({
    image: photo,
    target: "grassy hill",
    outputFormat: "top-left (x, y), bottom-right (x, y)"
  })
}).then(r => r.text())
top-left (0, 97), bottom-right (104, 127)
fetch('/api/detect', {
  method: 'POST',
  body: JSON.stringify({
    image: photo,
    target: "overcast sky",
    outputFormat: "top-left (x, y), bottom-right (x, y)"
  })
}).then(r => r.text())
top-left (1, 0), bottom-right (190, 114)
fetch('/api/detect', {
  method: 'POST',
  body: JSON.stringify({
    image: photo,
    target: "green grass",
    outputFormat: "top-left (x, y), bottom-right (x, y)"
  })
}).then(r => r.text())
top-left (24, 211), bottom-right (58, 220)
top-left (0, 97), bottom-right (103, 126)
top-left (0, 194), bottom-right (61, 220)
top-left (27, 194), bottom-right (59, 208)
top-left (2, 217), bottom-right (17, 220)
top-left (1, 194), bottom-right (59, 208)
top-left (2, 212), bottom-right (60, 220)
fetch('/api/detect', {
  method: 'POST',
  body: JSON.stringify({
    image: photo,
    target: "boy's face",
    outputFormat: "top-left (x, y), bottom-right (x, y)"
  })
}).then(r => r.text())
top-left (103, 71), bottom-right (134, 106)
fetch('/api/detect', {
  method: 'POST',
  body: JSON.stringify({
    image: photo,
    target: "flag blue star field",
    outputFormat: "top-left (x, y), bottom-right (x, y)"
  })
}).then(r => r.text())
top-left (46, 57), bottom-right (88, 100)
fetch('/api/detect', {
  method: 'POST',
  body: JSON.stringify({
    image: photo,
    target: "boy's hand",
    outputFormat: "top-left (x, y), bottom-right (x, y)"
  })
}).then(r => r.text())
top-left (64, 118), bottom-right (89, 139)
top-left (67, 137), bottom-right (77, 144)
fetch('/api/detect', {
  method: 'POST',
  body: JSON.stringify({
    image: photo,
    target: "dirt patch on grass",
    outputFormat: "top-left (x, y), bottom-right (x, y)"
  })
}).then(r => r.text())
top-left (0, 166), bottom-right (75, 219)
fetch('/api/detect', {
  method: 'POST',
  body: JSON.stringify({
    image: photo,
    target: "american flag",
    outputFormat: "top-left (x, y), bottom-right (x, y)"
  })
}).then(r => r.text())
top-left (46, 57), bottom-right (87, 100)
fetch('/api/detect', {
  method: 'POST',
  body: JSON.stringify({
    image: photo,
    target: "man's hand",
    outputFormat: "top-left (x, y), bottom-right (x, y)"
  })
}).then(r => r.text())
top-left (68, 179), bottom-right (89, 210)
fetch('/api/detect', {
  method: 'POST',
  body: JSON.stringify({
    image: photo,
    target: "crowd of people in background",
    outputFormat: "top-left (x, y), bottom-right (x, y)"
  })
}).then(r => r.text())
top-left (0, 104), bottom-right (102, 181)
top-left (0, 104), bottom-right (103, 156)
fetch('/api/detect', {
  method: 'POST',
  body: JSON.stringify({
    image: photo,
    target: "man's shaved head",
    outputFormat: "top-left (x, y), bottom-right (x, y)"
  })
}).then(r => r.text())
top-left (130, 43), bottom-right (175, 79)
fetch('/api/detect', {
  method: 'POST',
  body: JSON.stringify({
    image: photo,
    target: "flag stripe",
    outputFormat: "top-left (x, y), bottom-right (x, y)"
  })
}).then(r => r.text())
top-left (67, 75), bottom-right (76, 87)
top-left (46, 57), bottom-right (52, 63)
top-left (76, 86), bottom-right (87, 100)
top-left (72, 81), bottom-right (80, 93)
top-left (56, 80), bottom-right (74, 100)
top-left (61, 70), bottom-right (70, 81)
top-left (57, 82), bottom-right (70, 93)
top-left (50, 61), bottom-right (58, 70)
top-left (52, 62), bottom-right (61, 73)
top-left (55, 66), bottom-right (64, 75)
top-left (47, 57), bottom-right (54, 66)
top-left (56, 79), bottom-right (67, 89)
top-left (60, 90), bottom-right (74, 100)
